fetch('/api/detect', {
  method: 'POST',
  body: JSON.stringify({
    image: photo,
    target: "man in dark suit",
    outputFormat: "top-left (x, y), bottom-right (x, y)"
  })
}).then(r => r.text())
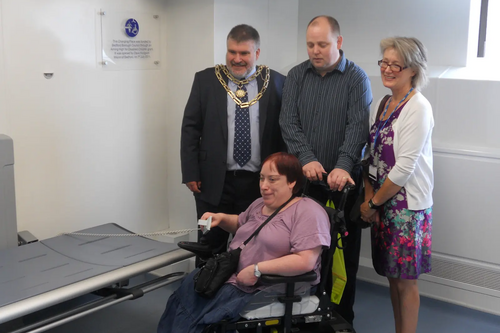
top-left (180, 24), bottom-right (285, 256)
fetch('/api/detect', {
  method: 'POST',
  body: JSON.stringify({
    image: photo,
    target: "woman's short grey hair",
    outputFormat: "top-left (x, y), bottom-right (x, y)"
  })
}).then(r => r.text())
top-left (380, 37), bottom-right (428, 90)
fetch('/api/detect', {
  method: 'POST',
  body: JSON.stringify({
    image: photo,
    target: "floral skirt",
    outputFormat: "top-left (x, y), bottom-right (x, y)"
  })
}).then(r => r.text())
top-left (371, 203), bottom-right (432, 279)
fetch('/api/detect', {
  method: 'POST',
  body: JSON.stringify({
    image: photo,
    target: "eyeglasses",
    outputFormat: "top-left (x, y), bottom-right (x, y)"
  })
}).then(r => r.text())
top-left (378, 60), bottom-right (408, 73)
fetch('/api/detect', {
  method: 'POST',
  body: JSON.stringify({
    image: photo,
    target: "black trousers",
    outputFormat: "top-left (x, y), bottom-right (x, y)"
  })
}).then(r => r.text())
top-left (304, 181), bottom-right (362, 326)
top-left (194, 170), bottom-right (261, 254)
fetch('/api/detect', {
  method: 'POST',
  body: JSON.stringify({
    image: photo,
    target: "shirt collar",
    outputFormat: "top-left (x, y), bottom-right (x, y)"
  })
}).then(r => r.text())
top-left (307, 50), bottom-right (346, 76)
top-left (245, 66), bottom-right (257, 78)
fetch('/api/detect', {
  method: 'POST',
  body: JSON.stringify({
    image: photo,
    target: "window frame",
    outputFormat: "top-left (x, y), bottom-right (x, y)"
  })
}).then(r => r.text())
top-left (477, 0), bottom-right (489, 57)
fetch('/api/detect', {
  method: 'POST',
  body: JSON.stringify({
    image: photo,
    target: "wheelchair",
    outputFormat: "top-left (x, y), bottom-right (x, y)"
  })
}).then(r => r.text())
top-left (206, 183), bottom-right (356, 333)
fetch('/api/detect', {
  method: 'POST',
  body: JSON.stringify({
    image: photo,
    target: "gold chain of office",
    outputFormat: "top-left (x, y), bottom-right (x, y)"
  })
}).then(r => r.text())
top-left (215, 64), bottom-right (270, 109)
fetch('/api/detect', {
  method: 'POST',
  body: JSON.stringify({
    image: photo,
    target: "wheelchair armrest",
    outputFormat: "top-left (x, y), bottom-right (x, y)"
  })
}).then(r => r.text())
top-left (260, 271), bottom-right (317, 285)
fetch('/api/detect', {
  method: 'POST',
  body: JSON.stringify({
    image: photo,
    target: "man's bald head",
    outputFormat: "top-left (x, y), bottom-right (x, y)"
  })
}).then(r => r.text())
top-left (306, 15), bottom-right (343, 76)
top-left (307, 15), bottom-right (340, 35)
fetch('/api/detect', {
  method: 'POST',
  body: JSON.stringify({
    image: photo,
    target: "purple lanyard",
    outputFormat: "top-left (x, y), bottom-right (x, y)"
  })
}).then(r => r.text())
top-left (373, 88), bottom-right (413, 149)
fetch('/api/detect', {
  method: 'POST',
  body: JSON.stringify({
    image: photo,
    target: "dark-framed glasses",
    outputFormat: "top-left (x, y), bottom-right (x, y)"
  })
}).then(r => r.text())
top-left (378, 60), bottom-right (408, 73)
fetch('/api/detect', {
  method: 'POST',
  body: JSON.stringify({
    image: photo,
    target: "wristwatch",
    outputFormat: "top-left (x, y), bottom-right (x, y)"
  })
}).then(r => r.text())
top-left (254, 264), bottom-right (262, 278)
top-left (368, 198), bottom-right (381, 209)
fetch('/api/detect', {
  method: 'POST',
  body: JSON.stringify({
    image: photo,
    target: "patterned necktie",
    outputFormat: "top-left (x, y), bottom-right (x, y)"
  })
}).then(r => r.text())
top-left (233, 85), bottom-right (251, 167)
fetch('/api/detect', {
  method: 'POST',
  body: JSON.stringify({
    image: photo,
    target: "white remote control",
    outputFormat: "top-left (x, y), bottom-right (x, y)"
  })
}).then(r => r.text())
top-left (197, 216), bottom-right (212, 233)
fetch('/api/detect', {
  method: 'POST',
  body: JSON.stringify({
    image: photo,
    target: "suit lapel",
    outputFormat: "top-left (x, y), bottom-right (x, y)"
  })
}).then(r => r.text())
top-left (215, 70), bottom-right (228, 143)
top-left (257, 70), bottom-right (270, 143)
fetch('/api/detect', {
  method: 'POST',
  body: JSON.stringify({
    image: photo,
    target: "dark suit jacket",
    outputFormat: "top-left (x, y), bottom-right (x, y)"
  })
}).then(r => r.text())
top-left (181, 67), bottom-right (286, 206)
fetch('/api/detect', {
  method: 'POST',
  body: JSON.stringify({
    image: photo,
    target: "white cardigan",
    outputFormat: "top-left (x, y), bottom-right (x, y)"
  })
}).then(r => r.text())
top-left (370, 92), bottom-right (434, 210)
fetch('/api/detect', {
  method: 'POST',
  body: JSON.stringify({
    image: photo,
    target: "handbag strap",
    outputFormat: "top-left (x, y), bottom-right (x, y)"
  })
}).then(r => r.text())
top-left (376, 95), bottom-right (391, 120)
top-left (241, 195), bottom-right (296, 247)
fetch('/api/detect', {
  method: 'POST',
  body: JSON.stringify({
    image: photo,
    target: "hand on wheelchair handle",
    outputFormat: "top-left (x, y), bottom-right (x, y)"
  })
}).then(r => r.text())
top-left (308, 172), bottom-right (329, 188)
top-left (310, 174), bottom-right (356, 193)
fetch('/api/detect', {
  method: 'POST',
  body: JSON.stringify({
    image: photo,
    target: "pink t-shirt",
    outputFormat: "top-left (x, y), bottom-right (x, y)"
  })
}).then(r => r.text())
top-left (226, 197), bottom-right (331, 293)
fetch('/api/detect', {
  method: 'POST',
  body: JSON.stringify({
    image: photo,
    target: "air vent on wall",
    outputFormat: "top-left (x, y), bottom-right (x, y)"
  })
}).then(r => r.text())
top-left (427, 254), bottom-right (500, 293)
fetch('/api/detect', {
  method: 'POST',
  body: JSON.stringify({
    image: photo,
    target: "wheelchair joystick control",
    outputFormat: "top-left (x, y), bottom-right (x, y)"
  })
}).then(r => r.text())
top-left (197, 216), bottom-right (212, 234)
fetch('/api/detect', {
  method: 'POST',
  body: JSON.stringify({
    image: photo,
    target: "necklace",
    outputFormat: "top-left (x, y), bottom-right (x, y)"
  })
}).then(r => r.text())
top-left (235, 86), bottom-right (247, 98)
top-left (221, 64), bottom-right (263, 86)
top-left (373, 87), bottom-right (413, 149)
top-left (215, 64), bottom-right (270, 108)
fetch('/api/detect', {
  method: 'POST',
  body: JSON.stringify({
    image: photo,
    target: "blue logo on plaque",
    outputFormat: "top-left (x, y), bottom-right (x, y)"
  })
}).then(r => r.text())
top-left (125, 18), bottom-right (139, 37)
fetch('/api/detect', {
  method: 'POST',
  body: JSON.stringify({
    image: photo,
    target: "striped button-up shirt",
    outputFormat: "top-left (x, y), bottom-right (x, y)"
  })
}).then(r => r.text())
top-left (280, 51), bottom-right (372, 173)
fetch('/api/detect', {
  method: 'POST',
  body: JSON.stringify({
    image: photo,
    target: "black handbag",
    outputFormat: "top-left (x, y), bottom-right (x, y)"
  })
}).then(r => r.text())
top-left (193, 196), bottom-right (295, 298)
top-left (193, 248), bottom-right (242, 298)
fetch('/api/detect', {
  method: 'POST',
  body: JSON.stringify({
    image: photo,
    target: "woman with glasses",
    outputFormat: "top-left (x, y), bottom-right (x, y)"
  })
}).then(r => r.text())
top-left (360, 37), bottom-right (434, 333)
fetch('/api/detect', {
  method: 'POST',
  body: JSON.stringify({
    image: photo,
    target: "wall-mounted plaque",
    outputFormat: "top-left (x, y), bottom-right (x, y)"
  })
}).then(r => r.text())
top-left (100, 10), bottom-right (160, 70)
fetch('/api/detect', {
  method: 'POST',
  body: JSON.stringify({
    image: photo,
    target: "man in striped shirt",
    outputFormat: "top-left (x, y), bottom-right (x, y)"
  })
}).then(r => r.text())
top-left (280, 15), bottom-right (372, 329)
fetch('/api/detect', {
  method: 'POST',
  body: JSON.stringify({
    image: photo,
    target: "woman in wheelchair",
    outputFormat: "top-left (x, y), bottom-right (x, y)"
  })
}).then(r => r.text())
top-left (157, 152), bottom-right (331, 333)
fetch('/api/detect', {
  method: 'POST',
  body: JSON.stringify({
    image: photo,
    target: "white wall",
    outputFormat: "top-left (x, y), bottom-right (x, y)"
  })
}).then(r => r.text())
top-left (0, 0), bottom-right (174, 239)
top-left (296, 0), bottom-right (473, 67)
top-left (0, 0), bottom-right (218, 239)
top-left (0, 3), bottom-right (7, 132)
top-left (163, 0), bottom-right (214, 233)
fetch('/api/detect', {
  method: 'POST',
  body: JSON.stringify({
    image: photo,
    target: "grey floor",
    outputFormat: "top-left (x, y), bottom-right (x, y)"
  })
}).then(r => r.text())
top-left (5, 276), bottom-right (500, 333)
top-left (353, 280), bottom-right (500, 333)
